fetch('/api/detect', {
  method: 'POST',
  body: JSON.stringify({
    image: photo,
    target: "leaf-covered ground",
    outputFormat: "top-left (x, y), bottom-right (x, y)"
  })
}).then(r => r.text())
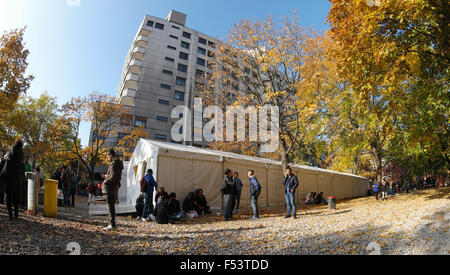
top-left (0, 188), bottom-right (449, 255)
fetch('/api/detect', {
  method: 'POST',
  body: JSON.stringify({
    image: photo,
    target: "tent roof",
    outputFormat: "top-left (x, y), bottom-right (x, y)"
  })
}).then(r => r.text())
top-left (137, 139), bottom-right (367, 180)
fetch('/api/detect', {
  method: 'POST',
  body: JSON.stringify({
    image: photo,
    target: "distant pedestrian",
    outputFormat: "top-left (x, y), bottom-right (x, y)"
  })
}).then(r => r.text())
top-left (61, 166), bottom-right (72, 209)
top-left (70, 170), bottom-right (79, 207)
top-left (101, 149), bottom-right (124, 231)
top-left (233, 172), bottom-right (243, 214)
top-left (248, 170), bottom-right (261, 220)
top-left (220, 169), bottom-right (236, 221)
top-left (381, 178), bottom-right (389, 201)
top-left (87, 181), bottom-right (96, 206)
top-left (373, 180), bottom-right (380, 200)
top-left (0, 139), bottom-right (25, 221)
top-left (282, 167), bottom-right (299, 219)
top-left (168, 192), bottom-right (183, 223)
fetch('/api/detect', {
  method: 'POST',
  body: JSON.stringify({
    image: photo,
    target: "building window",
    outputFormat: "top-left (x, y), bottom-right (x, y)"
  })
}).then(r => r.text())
top-left (177, 64), bottom-right (188, 72)
top-left (172, 25), bottom-right (180, 30)
top-left (208, 41), bottom-right (216, 48)
top-left (167, 45), bottom-right (176, 50)
top-left (156, 116), bottom-right (168, 122)
top-left (179, 52), bottom-right (189, 60)
top-left (176, 77), bottom-right (186, 86)
top-left (182, 31), bottom-right (191, 39)
top-left (197, 57), bottom-right (206, 66)
top-left (174, 91), bottom-right (185, 101)
top-left (198, 47), bottom-right (206, 55)
top-left (162, 69), bottom-right (173, 75)
top-left (147, 20), bottom-right (154, 27)
top-left (155, 23), bottom-right (165, 30)
top-left (134, 117), bottom-right (147, 127)
top-left (155, 134), bottom-right (167, 140)
top-left (181, 41), bottom-right (190, 50)
top-left (165, 57), bottom-right (175, 62)
top-left (160, 83), bottom-right (171, 90)
top-left (159, 99), bottom-right (170, 105)
top-left (169, 35), bottom-right (178, 40)
top-left (199, 37), bottom-right (207, 45)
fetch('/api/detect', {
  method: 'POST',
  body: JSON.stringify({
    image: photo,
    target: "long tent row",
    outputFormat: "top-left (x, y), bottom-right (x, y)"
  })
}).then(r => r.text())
top-left (126, 139), bottom-right (370, 210)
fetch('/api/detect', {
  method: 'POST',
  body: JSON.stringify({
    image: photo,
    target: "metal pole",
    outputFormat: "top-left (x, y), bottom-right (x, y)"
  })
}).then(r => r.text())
top-left (26, 172), bottom-right (38, 214)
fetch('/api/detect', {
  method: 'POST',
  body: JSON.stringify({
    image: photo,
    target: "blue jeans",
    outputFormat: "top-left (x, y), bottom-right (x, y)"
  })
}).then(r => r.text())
top-left (250, 195), bottom-right (259, 218)
top-left (285, 191), bottom-right (296, 217)
top-left (142, 192), bottom-right (153, 218)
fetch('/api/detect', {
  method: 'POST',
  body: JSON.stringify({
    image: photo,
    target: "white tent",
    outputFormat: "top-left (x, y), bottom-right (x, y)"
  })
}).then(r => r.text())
top-left (126, 139), bottom-right (369, 210)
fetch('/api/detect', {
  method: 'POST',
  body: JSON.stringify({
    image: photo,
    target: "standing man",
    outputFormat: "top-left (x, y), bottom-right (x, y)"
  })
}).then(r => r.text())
top-left (0, 139), bottom-right (25, 221)
top-left (233, 172), bottom-right (243, 214)
top-left (23, 156), bottom-right (32, 206)
top-left (70, 170), bottom-right (79, 208)
top-left (102, 149), bottom-right (124, 231)
top-left (140, 169), bottom-right (158, 221)
top-left (61, 166), bottom-right (72, 209)
top-left (248, 170), bottom-right (261, 220)
top-left (282, 167), bottom-right (299, 219)
top-left (220, 169), bottom-right (236, 221)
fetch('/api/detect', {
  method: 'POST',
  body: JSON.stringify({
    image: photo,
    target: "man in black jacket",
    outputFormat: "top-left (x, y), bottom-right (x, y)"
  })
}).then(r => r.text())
top-left (0, 140), bottom-right (25, 221)
top-left (220, 169), bottom-right (236, 221)
top-left (282, 167), bottom-right (299, 219)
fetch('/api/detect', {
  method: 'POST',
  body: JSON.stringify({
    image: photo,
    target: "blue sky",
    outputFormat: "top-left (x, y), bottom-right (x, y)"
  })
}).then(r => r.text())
top-left (0, 0), bottom-right (332, 146)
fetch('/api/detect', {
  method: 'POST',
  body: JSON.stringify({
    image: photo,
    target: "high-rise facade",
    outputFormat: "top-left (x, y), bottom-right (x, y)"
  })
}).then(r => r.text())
top-left (116, 10), bottom-right (218, 147)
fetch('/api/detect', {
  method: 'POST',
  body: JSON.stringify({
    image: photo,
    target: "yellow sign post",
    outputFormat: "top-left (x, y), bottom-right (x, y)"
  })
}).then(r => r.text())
top-left (44, 179), bottom-right (58, 218)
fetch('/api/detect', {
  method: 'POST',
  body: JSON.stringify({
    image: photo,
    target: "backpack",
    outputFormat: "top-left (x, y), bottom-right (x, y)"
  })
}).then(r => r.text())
top-left (140, 176), bottom-right (147, 192)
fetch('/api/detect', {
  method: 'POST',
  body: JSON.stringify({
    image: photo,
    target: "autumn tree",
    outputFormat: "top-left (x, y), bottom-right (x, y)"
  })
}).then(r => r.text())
top-left (63, 92), bottom-right (129, 183)
top-left (115, 126), bottom-right (148, 161)
top-left (197, 13), bottom-right (328, 171)
top-left (327, 0), bottom-right (449, 180)
top-left (0, 28), bottom-right (34, 151)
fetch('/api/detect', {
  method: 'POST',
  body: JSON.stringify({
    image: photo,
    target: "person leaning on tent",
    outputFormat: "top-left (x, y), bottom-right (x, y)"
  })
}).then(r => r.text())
top-left (0, 139), bottom-right (25, 221)
top-left (220, 169), bottom-right (237, 221)
top-left (139, 169), bottom-right (158, 222)
top-left (101, 149), bottom-right (124, 231)
top-left (282, 167), bottom-right (299, 219)
top-left (151, 197), bottom-right (169, 225)
top-left (233, 172), bottom-right (243, 214)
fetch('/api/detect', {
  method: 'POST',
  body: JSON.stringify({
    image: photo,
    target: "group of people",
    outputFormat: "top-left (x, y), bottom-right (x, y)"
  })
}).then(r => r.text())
top-left (305, 192), bottom-right (326, 205)
top-left (51, 166), bottom-right (80, 209)
top-left (372, 177), bottom-right (399, 201)
top-left (134, 169), bottom-right (212, 225)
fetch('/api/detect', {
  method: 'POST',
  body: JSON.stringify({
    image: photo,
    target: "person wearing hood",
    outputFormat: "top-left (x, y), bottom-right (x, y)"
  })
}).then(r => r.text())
top-left (101, 149), bottom-right (124, 231)
top-left (0, 139), bottom-right (25, 221)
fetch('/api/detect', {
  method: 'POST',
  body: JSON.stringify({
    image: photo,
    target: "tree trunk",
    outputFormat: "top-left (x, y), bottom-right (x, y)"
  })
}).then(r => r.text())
top-left (280, 139), bottom-right (289, 173)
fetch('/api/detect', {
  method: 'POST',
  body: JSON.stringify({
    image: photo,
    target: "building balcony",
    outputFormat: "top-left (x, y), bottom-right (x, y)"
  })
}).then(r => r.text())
top-left (121, 88), bottom-right (137, 98)
top-left (131, 46), bottom-right (146, 61)
top-left (135, 35), bottom-right (149, 48)
top-left (128, 59), bottom-right (143, 74)
top-left (123, 73), bottom-right (139, 90)
top-left (139, 27), bottom-right (151, 37)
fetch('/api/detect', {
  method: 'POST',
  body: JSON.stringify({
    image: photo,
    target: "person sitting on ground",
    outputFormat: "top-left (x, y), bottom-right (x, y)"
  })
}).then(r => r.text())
top-left (135, 193), bottom-right (145, 220)
top-left (168, 192), bottom-right (183, 223)
top-left (182, 191), bottom-right (196, 213)
top-left (315, 192), bottom-right (326, 205)
top-left (155, 186), bottom-right (169, 203)
top-left (194, 189), bottom-right (211, 215)
top-left (150, 197), bottom-right (169, 224)
top-left (305, 192), bottom-right (315, 205)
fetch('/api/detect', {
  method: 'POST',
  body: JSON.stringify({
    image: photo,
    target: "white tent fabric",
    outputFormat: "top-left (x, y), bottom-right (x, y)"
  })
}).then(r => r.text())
top-left (126, 139), bottom-right (369, 210)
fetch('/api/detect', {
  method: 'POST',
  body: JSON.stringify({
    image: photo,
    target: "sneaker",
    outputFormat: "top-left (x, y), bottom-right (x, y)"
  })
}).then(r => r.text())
top-left (284, 215), bottom-right (291, 219)
top-left (136, 216), bottom-right (141, 220)
top-left (142, 218), bottom-right (148, 222)
top-left (248, 217), bottom-right (259, 220)
top-left (103, 225), bottom-right (117, 231)
top-left (293, 216), bottom-right (297, 220)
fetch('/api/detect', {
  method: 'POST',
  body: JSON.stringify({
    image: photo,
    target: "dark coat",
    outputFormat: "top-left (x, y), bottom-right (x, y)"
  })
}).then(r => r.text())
top-left (61, 169), bottom-right (72, 192)
top-left (182, 192), bottom-right (196, 212)
top-left (154, 200), bottom-right (169, 224)
top-left (168, 198), bottom-right (181, 216)
top-left (220, 175), bottom-right (236, 195)
top-left (282, 174), bottom-right (299, 193)
top-left (0, 146), bottom-right (25, 195)
top-left (102, 159), bottom-right (124, 195)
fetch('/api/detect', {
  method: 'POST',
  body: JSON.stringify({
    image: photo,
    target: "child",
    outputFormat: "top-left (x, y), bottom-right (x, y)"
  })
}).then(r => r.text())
top-left (135, 193), bottom-right (145, 220)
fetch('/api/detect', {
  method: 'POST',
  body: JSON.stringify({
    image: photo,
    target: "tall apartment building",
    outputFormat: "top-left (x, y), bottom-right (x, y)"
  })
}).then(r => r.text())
top-left (115, 10), bottom-right (219, 147)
